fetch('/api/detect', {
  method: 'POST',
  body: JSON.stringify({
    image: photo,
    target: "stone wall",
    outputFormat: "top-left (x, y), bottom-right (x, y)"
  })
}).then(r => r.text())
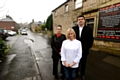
top-left (52, 0), bottom-right (120, 49)
top-left (94, 40), bottom-right (120, 48)
top-left (52, 1), bottom-right (74, 34)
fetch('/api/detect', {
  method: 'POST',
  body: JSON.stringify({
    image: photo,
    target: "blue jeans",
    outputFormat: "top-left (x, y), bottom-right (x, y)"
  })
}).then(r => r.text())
top-left (64, 66), bottom-right (76, 80)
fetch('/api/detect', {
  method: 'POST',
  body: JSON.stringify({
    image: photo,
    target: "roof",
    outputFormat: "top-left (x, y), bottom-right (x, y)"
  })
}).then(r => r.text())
top-left (0, 17), bottom-right (15, 22)
top-left (34, 21), bottom-right (42, 25)
top-left (52, 0), bottom-right (69, 12)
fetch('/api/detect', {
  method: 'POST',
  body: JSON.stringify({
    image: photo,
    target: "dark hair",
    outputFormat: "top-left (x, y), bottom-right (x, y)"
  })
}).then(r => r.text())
top-left (57, 25), bottom-right (62, 28)
top-left (77, 15), bottom-right (85, 19)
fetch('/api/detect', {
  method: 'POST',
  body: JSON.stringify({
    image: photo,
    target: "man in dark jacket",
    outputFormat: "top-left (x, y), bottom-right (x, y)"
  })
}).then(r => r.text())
top-left (72, 15), bottom-right (94, 80)
top-left (51, 25), bottom-right (66, 79)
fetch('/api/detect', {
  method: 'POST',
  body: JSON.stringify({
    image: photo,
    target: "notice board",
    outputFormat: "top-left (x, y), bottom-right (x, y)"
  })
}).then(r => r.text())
top-left (98, 3), bottom-right (120, 41)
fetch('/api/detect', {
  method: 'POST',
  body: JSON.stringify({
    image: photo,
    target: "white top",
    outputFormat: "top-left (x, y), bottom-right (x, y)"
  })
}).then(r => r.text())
top-left (79, 26), bottom-right (83, 37)
top-left (61, 39), bottom-right (82, 68)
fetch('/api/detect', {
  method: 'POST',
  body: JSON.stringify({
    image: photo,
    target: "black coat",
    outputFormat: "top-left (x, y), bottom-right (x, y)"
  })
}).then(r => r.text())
top-left (51, 34), bottom-right (66, 60)
top-left (72, 25), bottom-right (94, 55)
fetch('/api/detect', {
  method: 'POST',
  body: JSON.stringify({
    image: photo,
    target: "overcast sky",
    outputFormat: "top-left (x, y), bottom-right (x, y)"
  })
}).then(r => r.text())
top-left (0, 0), bottom-right (66, 23)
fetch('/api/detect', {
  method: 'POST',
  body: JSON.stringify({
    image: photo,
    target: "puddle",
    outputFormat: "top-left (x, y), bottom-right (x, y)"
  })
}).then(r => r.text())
top-left (6, 54), bottom-right (17, 64)
top-left (22, 76), bottom-right (37, 80)
top-left (1, 54), bottom-right (17, 76)
top-left (24, 38), bottom-right (34, 46)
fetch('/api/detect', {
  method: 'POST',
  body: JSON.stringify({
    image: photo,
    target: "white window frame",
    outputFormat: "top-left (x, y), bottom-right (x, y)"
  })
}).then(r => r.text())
top-left (75, 0), bottom-right (82, 9)
top-left (65, 4), bottom-right (68, 12)
top-left (54, 11), bottom-right (57, 17)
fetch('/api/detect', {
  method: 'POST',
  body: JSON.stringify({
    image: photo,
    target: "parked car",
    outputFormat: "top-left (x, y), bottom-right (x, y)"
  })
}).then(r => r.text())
top-left (0, 28), bottom-right (8, 40)
top-left (20, 29), bottom-right (27, 35)
top-left (7, 30), bottom-right (17, 36)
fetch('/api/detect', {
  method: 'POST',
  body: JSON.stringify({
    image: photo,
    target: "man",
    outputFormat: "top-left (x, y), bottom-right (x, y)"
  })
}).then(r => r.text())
top-left (51, 25), bottom-right (66, 80)
top-left (72, 15), bottom-right (94, 80)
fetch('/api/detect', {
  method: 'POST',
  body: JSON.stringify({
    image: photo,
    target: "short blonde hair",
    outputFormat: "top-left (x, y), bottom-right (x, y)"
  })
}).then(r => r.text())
top-left (66, 28), bottom-right (76, 39)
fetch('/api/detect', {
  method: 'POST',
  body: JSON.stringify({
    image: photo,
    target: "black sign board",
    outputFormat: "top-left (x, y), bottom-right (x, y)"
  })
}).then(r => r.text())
top-left (98, 3), bottom-right (120, 41)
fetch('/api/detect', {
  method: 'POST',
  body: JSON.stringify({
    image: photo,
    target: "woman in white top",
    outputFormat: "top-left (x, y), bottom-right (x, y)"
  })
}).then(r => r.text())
top-left (61, 28), bottom-right (82, 80)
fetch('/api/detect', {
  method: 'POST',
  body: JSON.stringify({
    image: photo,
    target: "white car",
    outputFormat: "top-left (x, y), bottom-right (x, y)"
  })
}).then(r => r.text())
top-left (21, 29), bottom-right (27, 35)
top-left (8, 30), bottom-right (17, 36)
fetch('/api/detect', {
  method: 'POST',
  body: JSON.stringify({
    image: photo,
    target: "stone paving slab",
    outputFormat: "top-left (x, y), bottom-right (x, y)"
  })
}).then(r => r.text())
top-left (103, 56), bottom-right (120, 68)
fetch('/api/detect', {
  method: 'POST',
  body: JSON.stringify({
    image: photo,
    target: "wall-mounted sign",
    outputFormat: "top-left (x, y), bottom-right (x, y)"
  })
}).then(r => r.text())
top-left (11, 26), bottom-right (14, 29)
top-left (98, 3), bottom-right (120, 41)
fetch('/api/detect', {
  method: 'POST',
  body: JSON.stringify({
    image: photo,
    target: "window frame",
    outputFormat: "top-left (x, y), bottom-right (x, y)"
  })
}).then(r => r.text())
top-left (54, 11), bottom-right (57, 17)
top-left (65, 4), bottom-right (69, 12)
top-left (74, 0), bottom-right (83, 9)
top-left (86, 18), bottom-right (94, 33)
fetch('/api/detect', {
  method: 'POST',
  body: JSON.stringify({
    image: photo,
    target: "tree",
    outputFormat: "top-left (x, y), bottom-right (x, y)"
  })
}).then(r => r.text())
top-left (41, 24), bottom-right (46, 30)
top-left (46, 14), bottom-right (53, 30)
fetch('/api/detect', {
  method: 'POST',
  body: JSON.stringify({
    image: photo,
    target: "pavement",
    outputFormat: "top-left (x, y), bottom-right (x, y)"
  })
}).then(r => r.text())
top-left (0, 35), bottom-right (38, 80)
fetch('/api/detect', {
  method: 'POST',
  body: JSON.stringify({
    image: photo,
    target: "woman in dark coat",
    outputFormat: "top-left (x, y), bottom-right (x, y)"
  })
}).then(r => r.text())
top-left (51, 25), bottom-right (66, 79)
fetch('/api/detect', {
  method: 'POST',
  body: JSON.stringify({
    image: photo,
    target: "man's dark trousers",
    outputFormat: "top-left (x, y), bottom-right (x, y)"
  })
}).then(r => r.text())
top-left (76, 50), bottom-right (88, 76)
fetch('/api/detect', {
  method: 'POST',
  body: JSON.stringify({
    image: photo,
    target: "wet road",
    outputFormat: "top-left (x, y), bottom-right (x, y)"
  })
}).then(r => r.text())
top-left (0, 31), bottom-right (120, 80)
top-left (0, 35), bottom-right (37, 80)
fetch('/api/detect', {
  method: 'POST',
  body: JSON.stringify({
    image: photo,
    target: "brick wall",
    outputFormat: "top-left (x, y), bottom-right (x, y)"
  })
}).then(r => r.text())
top-left (0, 21), bottom-right (15, 30)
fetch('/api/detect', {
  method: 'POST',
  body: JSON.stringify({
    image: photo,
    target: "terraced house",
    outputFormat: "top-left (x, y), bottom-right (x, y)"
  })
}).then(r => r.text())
top-left (52, 0), bottom-right (120, 49)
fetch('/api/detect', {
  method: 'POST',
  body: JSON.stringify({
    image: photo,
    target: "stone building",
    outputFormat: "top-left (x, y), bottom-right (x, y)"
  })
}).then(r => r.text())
top-left (30, 19), bottom-right (42, 32)
top-left (52, 0), bottom-right (120, 49)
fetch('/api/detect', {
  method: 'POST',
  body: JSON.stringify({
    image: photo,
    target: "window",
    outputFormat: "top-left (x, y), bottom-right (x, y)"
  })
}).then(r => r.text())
top-left (65, 4), bottom-right (68, 12)
top-left (86, 18), bottom-right (94, 32)
top-left (54, 11), bottom-right (57, 17)
top-left (75, 0), bottom-right (82, 9)
top-left (73, 21), bottom-right (77, 26)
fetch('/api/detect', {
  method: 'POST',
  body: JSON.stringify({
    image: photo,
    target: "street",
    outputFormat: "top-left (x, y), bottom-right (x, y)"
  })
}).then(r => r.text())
top-left (0, 31), bottom-right (120, 80)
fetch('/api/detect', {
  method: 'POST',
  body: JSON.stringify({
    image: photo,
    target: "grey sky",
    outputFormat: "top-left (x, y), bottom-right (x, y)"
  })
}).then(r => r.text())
top-left (0, 0), bottom-right (66, 23)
